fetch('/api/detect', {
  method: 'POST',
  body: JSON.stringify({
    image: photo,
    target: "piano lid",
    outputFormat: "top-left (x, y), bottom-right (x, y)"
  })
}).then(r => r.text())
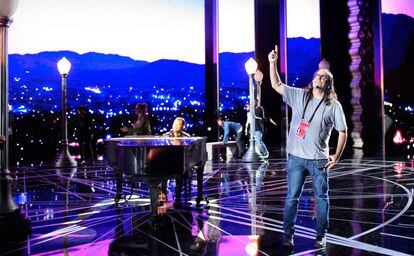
top-left (105, 136), bottom-right (206, 147)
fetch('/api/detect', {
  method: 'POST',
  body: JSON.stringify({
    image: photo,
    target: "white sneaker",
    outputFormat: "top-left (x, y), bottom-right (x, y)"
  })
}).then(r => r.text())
top-left (314, 235), bottom-right (326, 248)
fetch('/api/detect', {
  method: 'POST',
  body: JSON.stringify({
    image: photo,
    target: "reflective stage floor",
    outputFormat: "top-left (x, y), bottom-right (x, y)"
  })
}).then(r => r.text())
top-left (2, 154), bottom-right (414, 255)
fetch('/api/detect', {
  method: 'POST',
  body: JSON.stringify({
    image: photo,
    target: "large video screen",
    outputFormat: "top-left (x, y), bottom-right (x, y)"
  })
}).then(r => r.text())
top-left (8, 0), bottom-right (206, 164)
top-left (381, 0), bottom-right (414, 156)
top-left (286, 0), bottom-right (320, 87)
top-left (218, 0), bottom-right (254, 123)
top-left (7, 0), bottom-right (324, 165)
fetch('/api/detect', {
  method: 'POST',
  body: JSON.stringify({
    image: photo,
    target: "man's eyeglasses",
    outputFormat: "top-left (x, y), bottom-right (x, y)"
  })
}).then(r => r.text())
top-left (314, 74), bottom-right (329, 80)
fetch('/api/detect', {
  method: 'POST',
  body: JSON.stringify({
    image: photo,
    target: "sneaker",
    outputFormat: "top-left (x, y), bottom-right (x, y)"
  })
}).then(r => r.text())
top-left (283, 234), bottom-right (294, 247)
top-left (314, 235), bottom-right (326, 248)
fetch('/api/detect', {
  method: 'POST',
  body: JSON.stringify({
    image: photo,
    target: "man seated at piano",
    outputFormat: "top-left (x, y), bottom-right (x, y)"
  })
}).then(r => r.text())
top-left (120, 103), bottom-right (152, 135)
top-left (161, 117), bottom-right (191, 204)
top-left (105, 119), bottom-right (207, 212)
top-left (163, 117), bottom-right (190, 138)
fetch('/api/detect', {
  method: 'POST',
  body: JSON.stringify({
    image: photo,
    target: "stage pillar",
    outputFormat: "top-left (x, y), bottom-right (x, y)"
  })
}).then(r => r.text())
top-left (204, 0), bottom-right (220, 142)
top-left (254, 0), bottom-right (287, 149)
top-left (319, 0), bottom-right (354, 154)
top-left (347, 0), bottom-right (384, 156)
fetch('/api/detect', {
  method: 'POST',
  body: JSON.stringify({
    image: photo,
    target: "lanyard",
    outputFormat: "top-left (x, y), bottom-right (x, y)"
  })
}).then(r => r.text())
top-left (301, 96), bottom-right (324, 124)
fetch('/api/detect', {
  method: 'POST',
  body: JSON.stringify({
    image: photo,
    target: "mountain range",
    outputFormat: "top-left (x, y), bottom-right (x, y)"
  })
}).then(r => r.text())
top-left (8, 13), bottom-right (413, 103)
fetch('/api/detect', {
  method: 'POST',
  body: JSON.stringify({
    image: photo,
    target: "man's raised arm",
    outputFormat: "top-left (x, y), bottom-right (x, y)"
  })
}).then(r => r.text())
top-left (268, 45), bottom-right (285, 95)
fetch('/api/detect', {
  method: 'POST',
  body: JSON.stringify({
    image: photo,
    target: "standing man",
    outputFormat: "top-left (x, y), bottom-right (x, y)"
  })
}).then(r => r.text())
top-left (121, 103), bottom-right (151, 135)
top-left (245, 101), bottom-right (269, 158)
top-left (217, 117), bottom-right (244, 158)
top-left (254, 100), bottom-right (269, 158)
top-left (268, 45), bottom-right (347, 248)
top-left (77, 106), bottom-right (94, 164)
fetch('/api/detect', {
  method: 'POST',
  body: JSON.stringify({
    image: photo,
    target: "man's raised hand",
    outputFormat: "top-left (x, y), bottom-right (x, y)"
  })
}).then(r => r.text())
top-left (268, 45), bottom-right (278, 63)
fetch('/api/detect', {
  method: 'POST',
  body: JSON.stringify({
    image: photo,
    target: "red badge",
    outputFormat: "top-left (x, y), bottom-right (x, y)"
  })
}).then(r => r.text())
top-left (296, 121), bottom-right (309, 139)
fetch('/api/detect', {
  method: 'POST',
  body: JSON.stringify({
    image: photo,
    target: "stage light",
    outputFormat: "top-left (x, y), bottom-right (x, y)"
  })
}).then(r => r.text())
top-left (0, 0), bottom-right (19, 17)
top-left (0, 0), bottom-right (31, 236)
top-left (254, 69), bottom-right (263, 83)
top-left (54, 57), bottom-right (77, 168)
top-left (57, 57), bottom-right (71, 75)
top-left (243, 58), bottom-right (263, 162)
top-left (244, 57), bottom-right (258, 75)
top-left (393, 129), bottom-right (406, 145)
top-left (254, 69), bottom-right (263, 106)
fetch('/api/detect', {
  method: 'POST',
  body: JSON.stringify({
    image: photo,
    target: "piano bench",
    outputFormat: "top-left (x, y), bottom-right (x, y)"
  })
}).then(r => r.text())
top-left (206, 141), bottom-right (238, 160)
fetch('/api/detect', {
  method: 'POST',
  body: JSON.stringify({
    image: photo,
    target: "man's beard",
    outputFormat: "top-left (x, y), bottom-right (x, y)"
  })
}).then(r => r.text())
top-left (313, 83), bottom-right (324, 90)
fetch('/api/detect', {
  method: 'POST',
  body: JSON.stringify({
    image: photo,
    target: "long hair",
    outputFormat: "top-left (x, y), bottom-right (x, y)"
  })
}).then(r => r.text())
top-left (305, 69), bottom-right (337, 106)
top-left (135, 103), bottom-right (148, 114)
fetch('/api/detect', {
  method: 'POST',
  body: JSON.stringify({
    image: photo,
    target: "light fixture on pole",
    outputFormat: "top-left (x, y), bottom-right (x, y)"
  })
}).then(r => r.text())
top-left (0, 0), bottom-right (31, 238)
top-left (254, 69), bottom-right (263, 106)
top-left (242, 58), bottom-right (263, 162)
top-left (55, 57), bottom-right (77, 168)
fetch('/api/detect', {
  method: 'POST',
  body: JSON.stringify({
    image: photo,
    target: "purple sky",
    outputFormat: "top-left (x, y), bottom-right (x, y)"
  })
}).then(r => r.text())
top-left (8, 0), bottom-right (413, 64)
top-left (382, 0), bottom-right (414, 18)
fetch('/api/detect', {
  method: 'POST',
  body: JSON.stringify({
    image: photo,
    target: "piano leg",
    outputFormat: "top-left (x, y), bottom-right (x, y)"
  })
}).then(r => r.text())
top-left (115, 168), bottom-right (123, 203)
top-left (184, 173), bottom-right (192, 199)
top-left (182, 174), bottom-right (188, 199)
top-left (175, 174), bottom-right (183, 202)
top-left (186, 171), bottom-right (192, 197)
top-left (196, 166), bottom-right (204, 206)
top-left (149, 179), bottom-right (159, 217)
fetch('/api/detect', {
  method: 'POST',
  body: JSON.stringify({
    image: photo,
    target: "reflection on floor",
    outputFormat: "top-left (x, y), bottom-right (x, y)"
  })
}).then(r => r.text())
top-left (2, 153), bottom-right (414, 255)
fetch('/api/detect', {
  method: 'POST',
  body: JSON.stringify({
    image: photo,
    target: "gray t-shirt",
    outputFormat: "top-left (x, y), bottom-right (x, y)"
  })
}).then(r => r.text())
top-left (283, 85), bottom-right (347, 160)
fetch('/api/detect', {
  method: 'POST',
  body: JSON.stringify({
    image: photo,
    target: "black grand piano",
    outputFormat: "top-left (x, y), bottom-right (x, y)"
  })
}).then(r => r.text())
top-left (105, 136), bottom-right (207, 216)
